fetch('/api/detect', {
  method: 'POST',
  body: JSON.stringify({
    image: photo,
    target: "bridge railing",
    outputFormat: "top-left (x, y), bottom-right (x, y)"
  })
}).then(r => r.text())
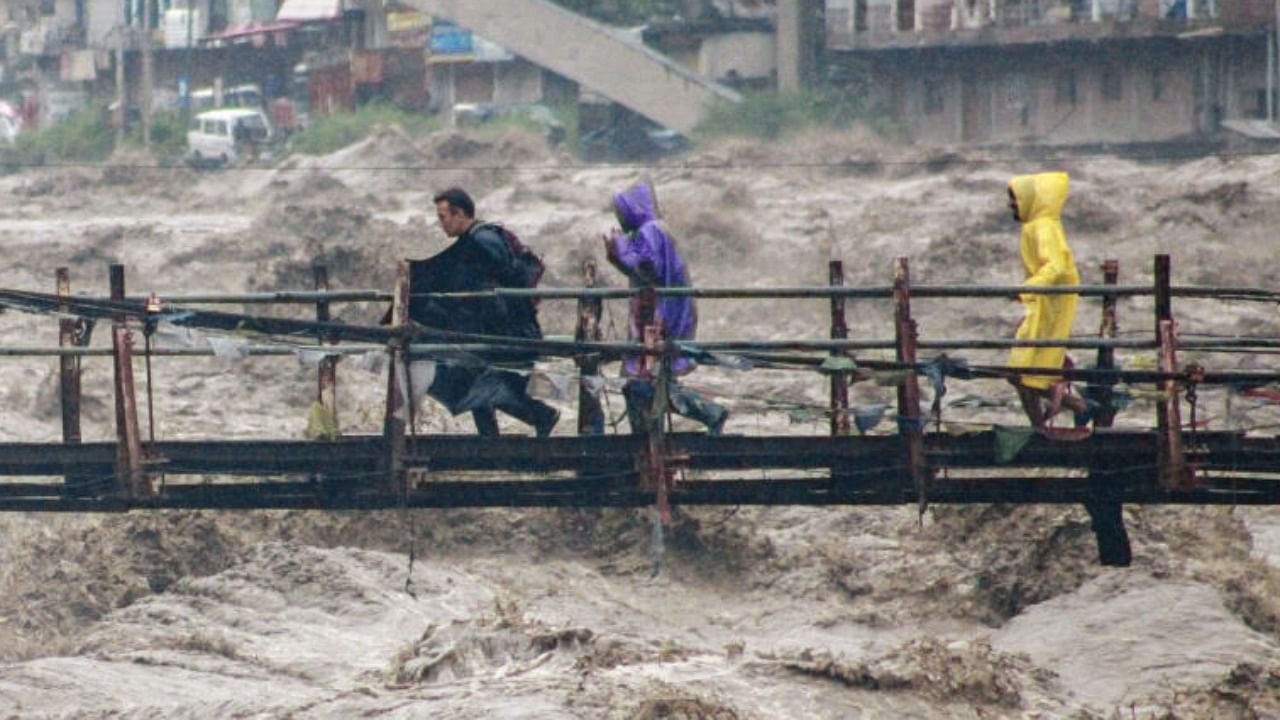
top-left (2, 253), bottom-right (1280, 504)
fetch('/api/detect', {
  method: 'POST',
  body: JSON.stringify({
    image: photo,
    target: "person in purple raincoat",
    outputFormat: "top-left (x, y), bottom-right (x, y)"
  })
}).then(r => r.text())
top-left (603, 181), bottom-right (727, 435)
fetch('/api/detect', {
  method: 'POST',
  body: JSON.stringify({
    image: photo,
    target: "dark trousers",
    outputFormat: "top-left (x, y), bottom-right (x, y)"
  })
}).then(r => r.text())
top-left (623, 379), bottom-right (727, 435)
top-left (428, 366), bottom-right (558, 437)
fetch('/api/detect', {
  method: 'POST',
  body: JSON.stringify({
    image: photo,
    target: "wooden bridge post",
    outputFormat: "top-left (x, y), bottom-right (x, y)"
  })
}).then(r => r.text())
top-left (1085, 259), bottom-right (1132, 566)
top-left (892, 258), bottom-right (927, 511)
top-left (109, 264), bottom-right (148, 498)
top-left (1094, 260), bottom-right (1119, 426)
top-left (1154, 255), bottom-right (1189, 489)
top-left (313, 264), bottom-right (339, 434)
top-left (56, 268), bottom-right (86, 492)
top-left (383, 261), bottom-right (410, 499)
top-left (828, 260), bottom-right (851, 437)
top-left (575, 260), bottom-right (604, 435)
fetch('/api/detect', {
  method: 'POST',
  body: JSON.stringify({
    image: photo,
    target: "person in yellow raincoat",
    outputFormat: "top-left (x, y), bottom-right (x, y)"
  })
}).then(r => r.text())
top-left (1006, 171), bottom-right (1087, 427)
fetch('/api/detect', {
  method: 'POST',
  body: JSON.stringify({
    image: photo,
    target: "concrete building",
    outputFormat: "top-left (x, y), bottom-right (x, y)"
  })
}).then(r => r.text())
top-left (644, 16), bottom-right (778, 90)
top-left (409, 0), bottom-right (740, 136)
top-left (825, 0), bottom-right (1279, 145)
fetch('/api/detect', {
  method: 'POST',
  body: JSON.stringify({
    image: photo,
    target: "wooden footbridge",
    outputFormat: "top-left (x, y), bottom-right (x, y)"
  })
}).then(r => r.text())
top-left (2, 254), bottom-right (1280, 566)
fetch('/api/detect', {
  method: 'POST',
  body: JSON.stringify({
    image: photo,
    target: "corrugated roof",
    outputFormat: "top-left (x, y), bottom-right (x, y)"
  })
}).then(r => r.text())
top-left (276, 0), bottom-right (343, 23)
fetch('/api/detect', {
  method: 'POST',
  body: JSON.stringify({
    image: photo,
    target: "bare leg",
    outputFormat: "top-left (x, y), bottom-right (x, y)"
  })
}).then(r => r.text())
top-left (1015, 384), bottom-right (1048, 427)
top-left (1045, 380), bottom-right (1088, 420)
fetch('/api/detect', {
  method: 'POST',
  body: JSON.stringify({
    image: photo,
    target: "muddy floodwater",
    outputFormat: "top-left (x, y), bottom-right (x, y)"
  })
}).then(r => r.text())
top-left (2, 129), bottom-right (1280, 717)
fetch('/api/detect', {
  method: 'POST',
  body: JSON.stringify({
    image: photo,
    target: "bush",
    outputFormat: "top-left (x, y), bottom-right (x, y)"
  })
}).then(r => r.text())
top-left (6, 112), bottom-right (115, 169)
top-left (136, 110), bottom-right (188, 160)
top-left (289, 104), bottom-right (440, 156)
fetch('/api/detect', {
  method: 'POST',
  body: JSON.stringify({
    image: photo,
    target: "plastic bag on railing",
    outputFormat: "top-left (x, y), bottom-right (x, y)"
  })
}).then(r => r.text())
top-left (207, 334), bottom-right (250, 364)
top-left (409, 361), bottom-right (437, 404)
top-left (353, 350), bottom-right (387, 375)
top-left (528, 370), bottom-right (574, 401)
top-left (853, 403), bottom-right (889, 435)
top-left (295, 347), bottom-right (338, 369)
top-left (580, 375), bottom-right (606, 398)
top-left (154, 321), bottom-right (204, 351)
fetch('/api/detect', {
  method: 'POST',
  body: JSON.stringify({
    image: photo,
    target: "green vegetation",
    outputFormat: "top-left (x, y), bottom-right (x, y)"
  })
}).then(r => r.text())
top-left (5, 112), bottom-right (114, 169)
top-left (549, 0), bottom-right (675, 25)
top-left (696, 87), bottom-right (887, 140)
top-left (2, 109), bottom-right (192, 171)
top-left (134, 110), bottom-right (187, 160)
top-left (289, 103), bottom-right (440, 156)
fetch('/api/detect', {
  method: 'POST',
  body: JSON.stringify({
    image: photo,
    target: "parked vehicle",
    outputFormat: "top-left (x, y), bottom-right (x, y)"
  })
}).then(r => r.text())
top-left (186, 108), bottom-right (272, 167)
top-left (189, 84), bottom-right (264, 113)
top-left (452, 102), bottom-right (566, 147)
top-left (577, 103), bottom-right (686, 161)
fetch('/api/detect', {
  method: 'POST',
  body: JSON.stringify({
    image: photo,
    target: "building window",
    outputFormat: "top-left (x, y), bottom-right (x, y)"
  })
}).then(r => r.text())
top-left (898, 0), bottom-right (916, 31)
top-left (40, 0), bottom-right (55, 15)
top-left (1005, 73), bottom-right (1027, 108)
top-left (855, 0), bottom-right (868, 31)
top-left (1243, 89), bottom-right (1267, 119)
top-left (923, 78), bottom-right (944, 114)
top-left (1151, 70), bottom-right (1164, 101)
top-left (1101, 67), bottom-right (1123, 101)
top-left (1055, 70), bottom-right (1077, 107)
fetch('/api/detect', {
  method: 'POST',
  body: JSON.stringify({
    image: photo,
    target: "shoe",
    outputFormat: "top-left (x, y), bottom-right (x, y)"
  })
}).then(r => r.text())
top-left (707, 408), bottom-right (729, 437)
top-left (1074, 399), bottom-right (1100, 429)
top-left (535, 407), bottom-right (560, 438)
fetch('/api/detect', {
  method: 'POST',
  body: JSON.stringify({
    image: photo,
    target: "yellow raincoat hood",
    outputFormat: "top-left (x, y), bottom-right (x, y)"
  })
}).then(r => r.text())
top-left (1009, 172), bottom-right (1069, 224)
top-left (1007, 171), bottom-right (1079, 390)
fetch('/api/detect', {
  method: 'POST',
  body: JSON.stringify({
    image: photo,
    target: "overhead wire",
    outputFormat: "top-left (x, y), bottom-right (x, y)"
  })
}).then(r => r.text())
top-left (6, 145), bottom-right (1280, 174)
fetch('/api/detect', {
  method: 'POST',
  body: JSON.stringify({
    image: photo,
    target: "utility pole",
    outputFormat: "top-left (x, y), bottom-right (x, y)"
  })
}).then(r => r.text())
top-left (182, 0), bottom-right (194, 129)
top-left (1268, 21), bottom-right (1275, 123)
top-left (115, 26), bottom-right (126, 150)
top-left (142, 0), bottom-right (153, 147)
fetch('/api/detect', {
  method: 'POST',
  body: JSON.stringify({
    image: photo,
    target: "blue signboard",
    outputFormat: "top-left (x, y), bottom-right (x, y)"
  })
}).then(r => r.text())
top-left (430, 21), bottom-right (473, 55)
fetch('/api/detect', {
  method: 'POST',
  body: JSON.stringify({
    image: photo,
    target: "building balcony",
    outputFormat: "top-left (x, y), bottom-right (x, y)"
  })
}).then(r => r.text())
top-left (826, 0), bottom-right (1274, 51)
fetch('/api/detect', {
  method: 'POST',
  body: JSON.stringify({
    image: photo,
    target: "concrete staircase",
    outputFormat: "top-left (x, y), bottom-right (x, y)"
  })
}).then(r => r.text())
top-left (409, 0), bottom-right (742, 134)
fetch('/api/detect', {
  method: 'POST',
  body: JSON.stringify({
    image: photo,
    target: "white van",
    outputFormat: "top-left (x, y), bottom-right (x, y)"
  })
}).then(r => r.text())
top-left (186, 108), bottom-right (272, 166)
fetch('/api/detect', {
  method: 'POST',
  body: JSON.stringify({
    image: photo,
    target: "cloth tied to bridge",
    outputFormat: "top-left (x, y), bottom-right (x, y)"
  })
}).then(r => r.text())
top-left (208, 334), bottom-right (250, 363)
top-left (1007, 172), bottom-right (1079, 391)
top-left (853, 403), bottom-right (888, 435)
top-left (154, 321), bottom-right (204, 350)
top-left (353, 350), bottom-right (387, 374)
top-left (527, 369), bottom-right (574, 400)
top-left (994, 425), bottom-right (1036, 464)
top-left (681, 344), bottom-right (753, 371)
top-left (920, 354), bottom-right (972, 416)
top-left (295, 347), bottom-right (338, 369)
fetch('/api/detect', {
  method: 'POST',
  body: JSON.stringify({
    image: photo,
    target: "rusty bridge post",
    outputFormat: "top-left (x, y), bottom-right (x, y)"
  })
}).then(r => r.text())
top-left (893, 258), bottom-right (927, 512)
top-left (1154, 255), bottom-right (1189, 490)
top-left (109, 264), bottom-right (148, 498)
top-left (313, 264), bottom-right (339, 435)
top-left (829, 260), bottom-right (851, 437)
top-left (575, 260), bottom-right (604, 435)
top-left (1085, 259), bottom-right (1132, 566)
top-left (383, 261), bottom-right (410, 499)
top-left (56, 268), bottom-right (86, 492)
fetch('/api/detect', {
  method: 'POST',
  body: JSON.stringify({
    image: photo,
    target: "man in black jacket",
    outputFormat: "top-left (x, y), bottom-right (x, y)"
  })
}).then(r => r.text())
top-left (408, 187), bottom-right (559, 437)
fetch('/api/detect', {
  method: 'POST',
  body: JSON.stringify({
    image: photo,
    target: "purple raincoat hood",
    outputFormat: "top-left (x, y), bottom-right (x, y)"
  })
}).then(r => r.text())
top-left (614, 182), bottom-right (657, 231)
